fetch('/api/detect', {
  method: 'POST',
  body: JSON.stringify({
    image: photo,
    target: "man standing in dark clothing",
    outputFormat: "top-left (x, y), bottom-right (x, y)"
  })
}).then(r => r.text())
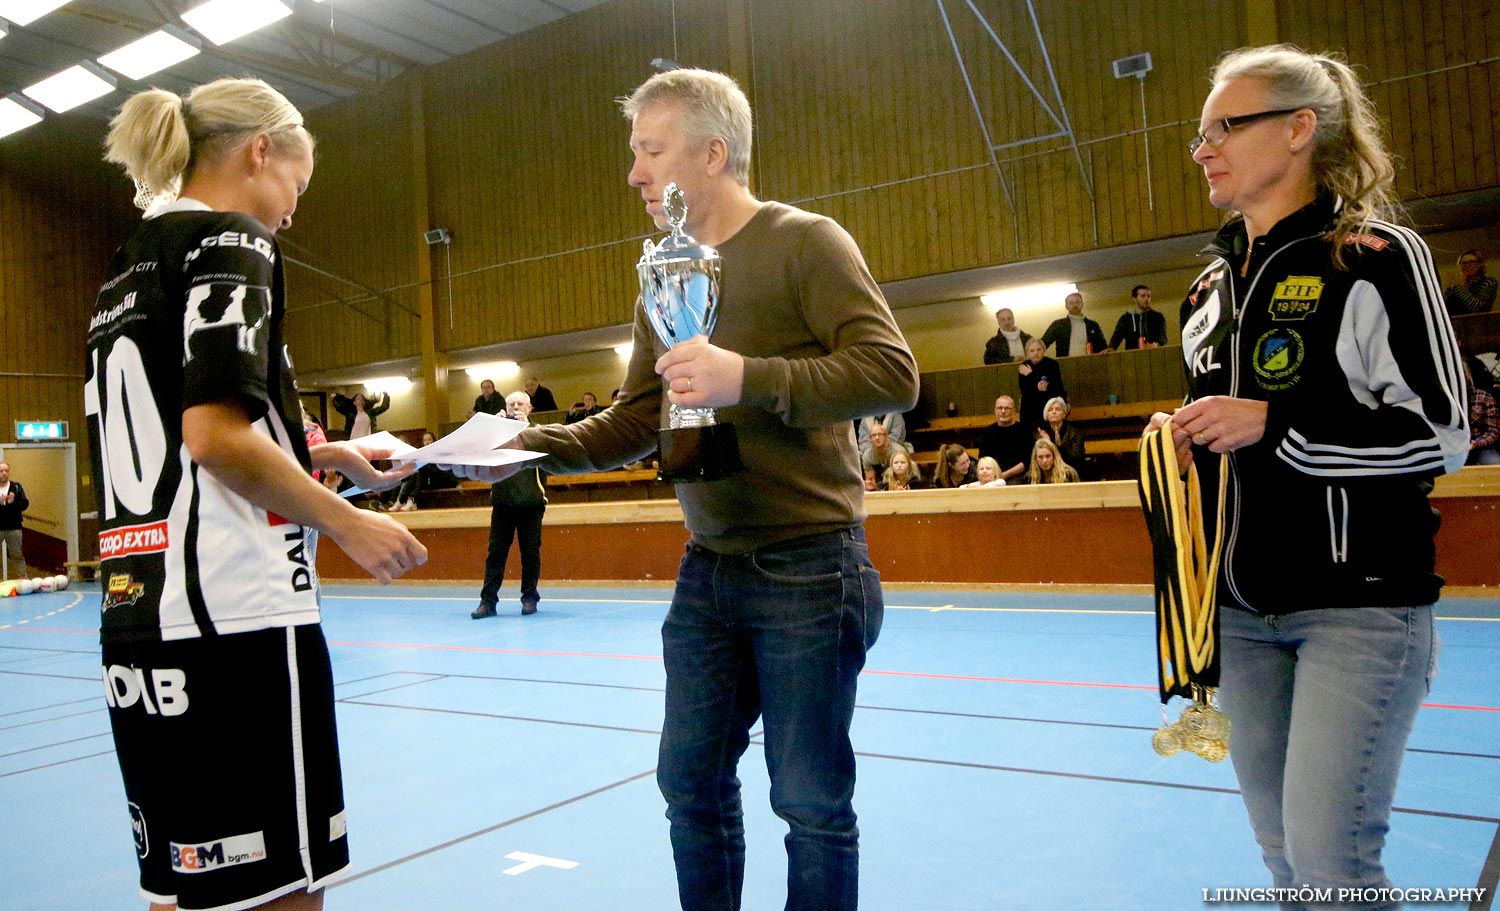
top-left (471, 391), bottom-right (546, 618)
top-left (1041, 292), bottom-right (1107, 356)
top-left (982, 307), bottom-right (1031, 363)
top-left (0, 461), bottom-right (29, 578)
top-left (976, 396), bottom-right (1030, 482)
top-left (1108, 285), bottom-right (1169, 350)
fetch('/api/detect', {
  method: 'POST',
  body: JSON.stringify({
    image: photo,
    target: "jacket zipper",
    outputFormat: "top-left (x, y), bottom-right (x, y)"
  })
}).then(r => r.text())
top-left (1218, 232), bottom-right (1326, 610)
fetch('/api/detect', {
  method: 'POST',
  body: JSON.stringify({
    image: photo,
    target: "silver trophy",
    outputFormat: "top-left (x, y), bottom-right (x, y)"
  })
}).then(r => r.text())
top-left (638, 183), bottom-right (743, 482)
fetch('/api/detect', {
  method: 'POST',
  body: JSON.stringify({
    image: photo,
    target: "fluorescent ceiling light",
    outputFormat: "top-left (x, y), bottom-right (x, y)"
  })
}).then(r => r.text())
top-left (0, 0), bottom-right (70, 27)
top-left (22, 61), bottom-right (115, 113)
top-left (464, 362), bottom-right (519, 380)
top-left (0, 94), bottom-right (44, 139)
top-left (364, 376), bottom-right (412, 395)
top-left (981, 282), bottom-right (1078, 313)
top-left (98, 26), bottom-right (201, 81)
top-left (182, 0), bottom-right (292, 46)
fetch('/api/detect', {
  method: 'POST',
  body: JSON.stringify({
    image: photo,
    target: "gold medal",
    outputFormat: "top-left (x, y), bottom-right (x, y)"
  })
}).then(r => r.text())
top-left (1139, 421), bottom-right (1232, 763)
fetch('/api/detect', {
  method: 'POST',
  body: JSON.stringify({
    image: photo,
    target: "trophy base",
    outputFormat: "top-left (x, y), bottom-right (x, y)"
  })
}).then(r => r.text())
top-left (657, 423), bottom-right (743, 483)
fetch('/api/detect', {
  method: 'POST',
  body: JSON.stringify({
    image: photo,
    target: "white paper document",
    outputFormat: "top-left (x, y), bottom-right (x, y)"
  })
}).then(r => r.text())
top-left (337, 413), bottom-right (545, 497)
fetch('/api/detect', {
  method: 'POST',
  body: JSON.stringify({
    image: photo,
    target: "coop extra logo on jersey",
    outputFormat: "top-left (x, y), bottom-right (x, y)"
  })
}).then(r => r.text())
top-left (170, 831), bottom-right (267, 874)
top-left (1268, 276), bottom-right (1324, 321)
top-left (1253, 328), bottom-right (1305, 390)
top-left (99, 520), bottom-right (169, 558)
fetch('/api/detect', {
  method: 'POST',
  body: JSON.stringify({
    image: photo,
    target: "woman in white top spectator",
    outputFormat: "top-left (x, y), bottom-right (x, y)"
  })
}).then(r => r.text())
top-left (1027, 438), bottom-right (1079, 484)
top-left (962, 456), bottom-right (1006, 487)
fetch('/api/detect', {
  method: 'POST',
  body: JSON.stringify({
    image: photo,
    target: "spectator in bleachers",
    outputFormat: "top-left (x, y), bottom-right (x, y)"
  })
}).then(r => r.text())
top-left (860, 422), bottom-right (910, 477)
top-left (332, 391), bottom-right (390, 439)
top-left (1445, 249), bottom-right (1496, 316)
top-left (932, 443), bottom-right (978, 488)
top-left (1027, 437), bottom-right (1079, 485)
top-left (1109, 285), bottom-right (1169, 350)
top-left (523, 376), bottom-right (558, 412)
top-left (1041, 291), bottom-right (1107, 357)
top-left (978, 395), bottom-right (1031, 483)
top-left (1465, 359), bottom-right (1500, 465)
top-left (1017, 337), bottom-right (1066, 432)
top-left (1035, 396), bottom-right (1087, 474)
top-left (962, 456), bottom-right (1006, 488)
top-left (566, 392), bottom-right (605, 424)
top-left (983, 307), bottom-right (1032, 364)
top-left (857, 411), bottom-right (908, 449)
top-left (863, 466), bottom-right (879, 491)
top-left (883, 449), bottom-right (926, 491)
top-left (473, 379), bottom-right (505, 415)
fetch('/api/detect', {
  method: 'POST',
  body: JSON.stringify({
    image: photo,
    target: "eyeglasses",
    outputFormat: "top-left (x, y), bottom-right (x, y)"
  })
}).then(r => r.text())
top-left (1188, 108), bottom-right (1303, 154)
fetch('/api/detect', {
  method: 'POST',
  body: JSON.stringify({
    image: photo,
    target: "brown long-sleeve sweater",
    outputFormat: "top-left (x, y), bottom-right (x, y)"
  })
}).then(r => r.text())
top-left (517, 201), bottom-right (919, 553)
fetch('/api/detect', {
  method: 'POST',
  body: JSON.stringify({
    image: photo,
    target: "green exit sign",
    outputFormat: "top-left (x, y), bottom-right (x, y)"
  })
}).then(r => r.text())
top-left (15, 421), bottom-right (68, 441)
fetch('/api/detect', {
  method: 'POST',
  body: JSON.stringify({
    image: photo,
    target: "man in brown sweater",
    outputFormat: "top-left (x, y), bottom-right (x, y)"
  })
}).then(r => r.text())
top-left (456, 68), bottom-right (917, 911)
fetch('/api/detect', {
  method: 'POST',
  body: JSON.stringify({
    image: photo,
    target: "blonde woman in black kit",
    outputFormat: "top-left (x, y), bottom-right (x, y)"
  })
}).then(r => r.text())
top-left (92, 77), bottom-right (425, 911)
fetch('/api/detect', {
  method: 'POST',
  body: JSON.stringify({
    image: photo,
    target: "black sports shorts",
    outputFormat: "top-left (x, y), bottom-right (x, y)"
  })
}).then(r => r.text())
top-left (103, 623), bottom-right (349, 911)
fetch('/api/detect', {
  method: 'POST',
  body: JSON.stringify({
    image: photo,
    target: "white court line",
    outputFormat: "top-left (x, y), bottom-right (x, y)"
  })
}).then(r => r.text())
top-left (0, 592), bottom-right (86, 630)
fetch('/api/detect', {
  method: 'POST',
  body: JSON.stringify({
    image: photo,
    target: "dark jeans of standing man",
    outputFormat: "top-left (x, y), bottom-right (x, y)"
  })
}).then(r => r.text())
top-left (657, 526), bottom-right (884, 911)
top-left (479, 504), bottom-right (543, 611)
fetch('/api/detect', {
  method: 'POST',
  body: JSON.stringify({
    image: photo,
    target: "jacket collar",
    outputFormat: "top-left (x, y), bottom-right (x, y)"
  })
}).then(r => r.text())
top-left (1201, 194), bottom-right (1338, 261)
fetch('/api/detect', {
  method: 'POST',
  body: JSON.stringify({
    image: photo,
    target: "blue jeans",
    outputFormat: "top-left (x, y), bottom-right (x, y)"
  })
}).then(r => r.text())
top-left (657, 527), bottom-right (884, 911)
top-left (1218, 605), bottom-right (1438, 911)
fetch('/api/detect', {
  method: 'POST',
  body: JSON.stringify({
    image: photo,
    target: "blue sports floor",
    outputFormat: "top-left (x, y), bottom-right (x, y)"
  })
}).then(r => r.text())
top-left (3, 583), bottom-right (1496, 910)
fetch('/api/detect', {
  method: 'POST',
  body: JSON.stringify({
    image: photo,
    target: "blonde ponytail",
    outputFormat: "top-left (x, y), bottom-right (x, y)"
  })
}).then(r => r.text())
top-left (103, 77), bottom-right (310, 211)
top-left (104, 89), bottom-right (190, 210)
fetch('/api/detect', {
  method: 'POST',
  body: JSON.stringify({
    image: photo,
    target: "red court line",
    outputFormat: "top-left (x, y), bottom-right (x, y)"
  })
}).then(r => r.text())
top-left (8, 628), bottom-right (1496, 712)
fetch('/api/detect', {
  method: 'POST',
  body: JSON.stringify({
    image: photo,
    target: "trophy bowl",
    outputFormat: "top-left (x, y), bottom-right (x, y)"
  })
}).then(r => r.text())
top-left (638, 182), bottom-right (743, 483)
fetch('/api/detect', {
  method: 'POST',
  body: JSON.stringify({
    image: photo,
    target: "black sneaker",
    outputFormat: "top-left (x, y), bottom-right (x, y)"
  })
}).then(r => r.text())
top-left (521, 601), bottom-right (538, 616)
top-left (471, 603), bottom-right (497, 619)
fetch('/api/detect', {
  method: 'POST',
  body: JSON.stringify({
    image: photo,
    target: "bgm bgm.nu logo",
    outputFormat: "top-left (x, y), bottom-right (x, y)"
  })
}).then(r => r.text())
top-left (170, 831), bottom-right (267, 874)
top-left (129, 801), bottom-right (148, 859)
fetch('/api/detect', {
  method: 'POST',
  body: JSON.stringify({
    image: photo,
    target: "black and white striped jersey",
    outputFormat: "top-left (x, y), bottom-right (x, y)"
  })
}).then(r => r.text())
top-left (1178, 195), bottom-right (1468, 612)
top-left (86, 199), bottom-right (319, 643)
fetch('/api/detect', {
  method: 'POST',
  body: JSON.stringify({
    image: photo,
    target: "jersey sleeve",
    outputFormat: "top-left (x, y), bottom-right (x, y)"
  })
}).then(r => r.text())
top-left (179, 215), bottom-right (280, 418)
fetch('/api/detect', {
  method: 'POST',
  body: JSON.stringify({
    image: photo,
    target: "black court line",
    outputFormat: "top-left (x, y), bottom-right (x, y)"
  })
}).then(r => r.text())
top-left (0, 748), bottom-right (115, 778)
top-left (0, 707), bottom-right (103, 732)
top-left (339, 698), bottom-right (662, 737)
top-left (1, 731), bottom-right (111, 758)
top-left (330, 768), bottom-right (658, 888)
top-left (0, 696), bottom-right (98, 719)
top-left (334, 671), bottom-right (419, 689)
top-left (0, 668), bottom-right (99, 682)
top-left (852, 749), bottom-right (1500, 823)
top-left (358, 672), bottom-right (1496, 761)
top-left (335, 674), bottom-right (447, 701)
top-left (1474, 824), bottom-right (1499, 911)
top-left (0, 644), bottom-right (96, 655)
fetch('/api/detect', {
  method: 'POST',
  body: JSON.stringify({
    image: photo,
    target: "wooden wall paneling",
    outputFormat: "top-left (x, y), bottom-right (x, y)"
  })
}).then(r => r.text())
top-left (1464, 14), bottom-right (1495, 185)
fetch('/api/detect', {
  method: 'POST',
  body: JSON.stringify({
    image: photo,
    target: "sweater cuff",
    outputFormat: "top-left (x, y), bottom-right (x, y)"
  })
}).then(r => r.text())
top-left (738, 355), bottom-right (785, 414)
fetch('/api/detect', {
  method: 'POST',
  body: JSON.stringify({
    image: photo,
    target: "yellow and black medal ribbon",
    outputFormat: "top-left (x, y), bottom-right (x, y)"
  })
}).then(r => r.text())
top-left (1137, 418), bottom-right (1231, 761)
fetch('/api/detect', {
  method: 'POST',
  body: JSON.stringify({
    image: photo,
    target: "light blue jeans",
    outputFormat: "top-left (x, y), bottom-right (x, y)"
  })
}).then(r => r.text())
top-left (1218, 605), bottom-right (1438, 911)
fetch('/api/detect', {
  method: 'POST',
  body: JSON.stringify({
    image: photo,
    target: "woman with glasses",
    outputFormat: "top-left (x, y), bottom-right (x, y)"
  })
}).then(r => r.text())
top-left (1444, 248), bottom-right (1496, 316)
top-left (1150, 46), bottom-right (1467, 909)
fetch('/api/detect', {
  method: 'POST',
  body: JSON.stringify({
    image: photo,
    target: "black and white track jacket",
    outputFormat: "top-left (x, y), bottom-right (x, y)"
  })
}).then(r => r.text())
top-left (1178, 197), bottom-right (1468, 612)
